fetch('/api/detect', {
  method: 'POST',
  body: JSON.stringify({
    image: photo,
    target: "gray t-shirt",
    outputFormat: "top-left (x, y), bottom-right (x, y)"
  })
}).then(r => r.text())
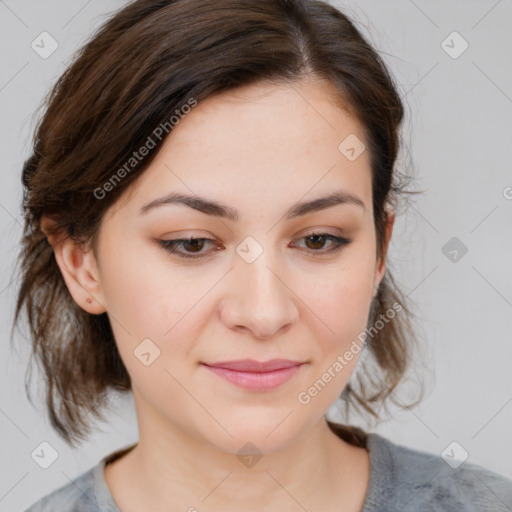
top-left (25, 432), bottom-right (512, 511)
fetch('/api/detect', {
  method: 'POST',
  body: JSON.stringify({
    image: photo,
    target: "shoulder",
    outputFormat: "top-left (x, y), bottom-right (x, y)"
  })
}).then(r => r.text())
top-left (24, 462), bottom-right (114, 512)
top-left (364, 433), bottom-right (512, 512)
top-left (24, 444), bottom-right (136, 512)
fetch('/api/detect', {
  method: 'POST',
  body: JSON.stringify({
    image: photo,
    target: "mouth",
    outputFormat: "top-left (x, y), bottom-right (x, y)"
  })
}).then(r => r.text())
top-left (201, 359), bottom-right (306, 391)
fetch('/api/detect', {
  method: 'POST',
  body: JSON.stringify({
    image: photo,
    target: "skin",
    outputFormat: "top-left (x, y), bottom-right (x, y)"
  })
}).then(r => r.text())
top-left (42, 75), bottom-right (395, 512)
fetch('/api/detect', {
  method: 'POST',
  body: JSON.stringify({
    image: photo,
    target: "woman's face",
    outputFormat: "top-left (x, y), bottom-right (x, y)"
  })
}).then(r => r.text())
top-left (91, 77), bottom-right (392, 453)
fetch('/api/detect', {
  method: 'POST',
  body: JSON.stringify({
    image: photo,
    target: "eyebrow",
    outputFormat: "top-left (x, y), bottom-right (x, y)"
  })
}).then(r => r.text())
top-left (139, 189), bottom-right (366, 221)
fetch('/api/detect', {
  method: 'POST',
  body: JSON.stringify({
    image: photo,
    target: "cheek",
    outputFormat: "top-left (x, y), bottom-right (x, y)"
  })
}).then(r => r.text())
top-left (298, 247), bottom-right (376, 349)
top-left (99, 234), bottom-right (187, 333)
top-left (98, 235), bottom-right (228, 379)
top-left (292, 253), bottom-right (376, 414)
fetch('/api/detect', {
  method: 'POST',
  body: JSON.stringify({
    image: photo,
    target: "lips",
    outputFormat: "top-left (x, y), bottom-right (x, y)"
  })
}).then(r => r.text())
top-left (201, 359), bottom-right (305, 390)
top-left (203, 359), bottom-right (303, 372)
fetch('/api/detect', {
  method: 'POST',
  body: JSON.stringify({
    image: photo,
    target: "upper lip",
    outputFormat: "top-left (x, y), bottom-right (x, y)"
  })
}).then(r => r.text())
top-left (202, 359), bottom-right (304, 373)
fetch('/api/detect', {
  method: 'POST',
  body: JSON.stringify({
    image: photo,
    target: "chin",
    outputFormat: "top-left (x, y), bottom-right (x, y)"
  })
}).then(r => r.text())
top-left (200, 413), bottom-right (310, 456)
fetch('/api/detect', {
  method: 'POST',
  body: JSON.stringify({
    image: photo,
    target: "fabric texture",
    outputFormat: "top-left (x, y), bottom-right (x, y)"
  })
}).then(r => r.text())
top-left (24, 431), bottom-right (512, 512)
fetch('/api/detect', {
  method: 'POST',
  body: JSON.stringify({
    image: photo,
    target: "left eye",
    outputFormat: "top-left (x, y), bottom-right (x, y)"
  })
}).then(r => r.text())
top-left (292, 233), bottom-right (351, 254)
top-left (158, 232), bottom-right (351, 260)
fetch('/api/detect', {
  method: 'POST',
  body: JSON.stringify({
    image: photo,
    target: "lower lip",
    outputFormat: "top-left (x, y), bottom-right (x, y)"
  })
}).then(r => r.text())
top-left (202, 364), bottom-right (303, 390)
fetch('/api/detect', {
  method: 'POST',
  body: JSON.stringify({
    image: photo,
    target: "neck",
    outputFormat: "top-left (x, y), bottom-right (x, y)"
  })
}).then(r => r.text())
top-left (105, 401), bottom-right (370, 512)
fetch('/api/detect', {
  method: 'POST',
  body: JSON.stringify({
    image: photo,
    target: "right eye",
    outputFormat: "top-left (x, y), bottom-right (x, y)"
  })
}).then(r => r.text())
top-left (158, 237), bottom-right (221, 260)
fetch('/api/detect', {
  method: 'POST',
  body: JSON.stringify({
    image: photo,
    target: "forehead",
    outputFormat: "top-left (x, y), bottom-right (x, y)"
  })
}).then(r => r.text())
top-left (171, 76), bottom-right (364, 153)
top-left (111, 77), bottom-right (372, 220)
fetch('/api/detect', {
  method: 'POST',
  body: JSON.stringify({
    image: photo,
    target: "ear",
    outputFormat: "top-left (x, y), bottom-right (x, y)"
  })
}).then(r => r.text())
top-left (41, 216), bottom-right (106, 314)
top-left (373, 207), bottom-right (395, 297)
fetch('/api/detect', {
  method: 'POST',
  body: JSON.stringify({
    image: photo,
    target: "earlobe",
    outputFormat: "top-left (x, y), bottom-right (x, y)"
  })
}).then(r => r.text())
top-left (373, 207), bottom-right (395, 296)
top-left (41, 216), bottom-right (106, 314)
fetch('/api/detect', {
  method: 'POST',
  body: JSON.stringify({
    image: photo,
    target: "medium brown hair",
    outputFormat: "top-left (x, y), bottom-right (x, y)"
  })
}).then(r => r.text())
top-left (12, 0), bottom-right (425, 448)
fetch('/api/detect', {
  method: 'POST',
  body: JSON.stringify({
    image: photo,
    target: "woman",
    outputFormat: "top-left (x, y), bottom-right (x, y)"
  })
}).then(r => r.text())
top-left (14, 0), bottom-right (512, 510)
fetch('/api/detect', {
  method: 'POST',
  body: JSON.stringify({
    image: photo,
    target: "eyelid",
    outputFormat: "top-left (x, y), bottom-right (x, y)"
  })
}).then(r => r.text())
top-left (292, 226), bottom-right (346, 240)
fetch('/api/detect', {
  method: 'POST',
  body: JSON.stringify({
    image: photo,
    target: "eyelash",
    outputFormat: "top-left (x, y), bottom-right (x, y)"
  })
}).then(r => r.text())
top-left (158, 232), bottom-right (351, 260)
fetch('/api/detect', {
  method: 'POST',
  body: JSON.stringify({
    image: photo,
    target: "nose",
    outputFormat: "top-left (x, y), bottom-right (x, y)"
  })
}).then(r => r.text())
top-left (219, 250), bottom-right (299, 340)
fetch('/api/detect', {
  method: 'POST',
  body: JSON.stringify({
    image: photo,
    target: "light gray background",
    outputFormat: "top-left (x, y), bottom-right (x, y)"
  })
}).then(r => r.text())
top-left (1, 1), bottom-right (511, 510)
